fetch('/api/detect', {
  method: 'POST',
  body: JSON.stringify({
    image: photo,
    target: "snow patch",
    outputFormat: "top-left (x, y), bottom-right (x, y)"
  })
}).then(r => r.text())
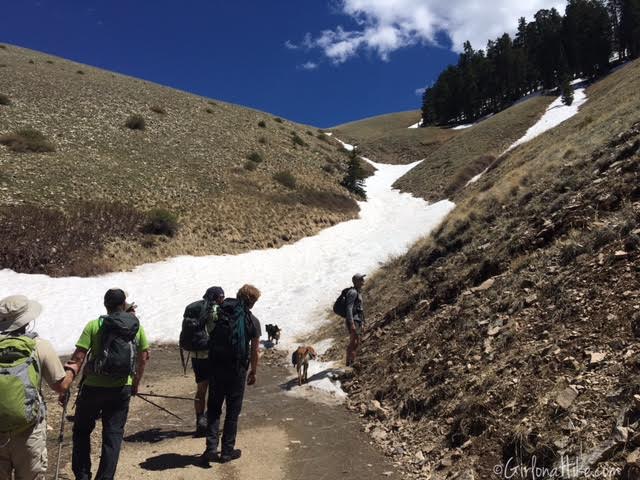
top-left (335, 137), bottom-right (356, 151)
top-left (408, 120), bottom-right (423, 129)
top-left (452, 123), bottom-right (474, 130)
top-left (506, 87), bottom-right (588, 153)
top-left (467, 87), bottom-right (589, 186)
top-left (0, 158), bottom-right (455, 355)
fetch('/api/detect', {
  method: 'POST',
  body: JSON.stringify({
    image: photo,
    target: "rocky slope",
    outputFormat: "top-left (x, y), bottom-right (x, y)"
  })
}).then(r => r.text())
top-left (340, 59), bottom-right (640, 479)
top-left (0, 44), bottom-right (357, 275)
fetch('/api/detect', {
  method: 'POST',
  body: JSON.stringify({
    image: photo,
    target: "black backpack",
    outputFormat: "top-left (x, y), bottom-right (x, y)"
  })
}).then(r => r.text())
top-left (91, 312), bottom-right (139, 377)
top-left (179, 300), bottom-right (212, 352)
top-left (332, 287), bottom-right (353, 318)
top-left (209, 298), bottom-right (250, 368)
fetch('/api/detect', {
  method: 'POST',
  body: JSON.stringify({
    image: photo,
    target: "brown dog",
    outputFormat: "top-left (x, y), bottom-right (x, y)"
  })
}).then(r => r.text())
top-left (292, 346), bottom-right (317, 386)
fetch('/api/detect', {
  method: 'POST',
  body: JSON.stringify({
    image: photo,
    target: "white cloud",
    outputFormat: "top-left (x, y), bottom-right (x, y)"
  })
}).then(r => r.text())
top-left (305, 0), bottom-right (566, 63)
top-left (300, 61), bottom-right (319, 71)
top-left (284, 40), bottom-right (299, 50)
top-left (414, 86), bottom-right (427, 96)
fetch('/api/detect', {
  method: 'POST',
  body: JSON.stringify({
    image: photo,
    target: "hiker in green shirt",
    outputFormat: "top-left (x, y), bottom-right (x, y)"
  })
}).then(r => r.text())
top-left (63, 288), bottom-right (150, 480)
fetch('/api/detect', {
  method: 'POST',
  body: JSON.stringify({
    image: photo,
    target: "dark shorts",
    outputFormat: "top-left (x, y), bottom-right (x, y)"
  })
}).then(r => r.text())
top-left (345, 320), bottom-right (364, 336)
top-left (192, 357), bottom-right (212, 383)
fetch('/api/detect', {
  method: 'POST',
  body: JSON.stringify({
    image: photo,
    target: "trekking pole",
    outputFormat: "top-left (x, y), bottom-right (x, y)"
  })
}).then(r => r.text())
top-left (137, 392), bottom-right (193, 402)
top-left (136, 394), bottom-right (184, 421)
top-left (54, 390), bottom-right (71, 480)
top-left (179, 348), bottom-right (190, 376)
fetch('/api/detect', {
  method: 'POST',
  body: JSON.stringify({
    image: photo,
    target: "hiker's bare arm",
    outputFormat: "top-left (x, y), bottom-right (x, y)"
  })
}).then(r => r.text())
top-left (63, 348), bottom-right (88, 379)
top-left (345, 290), bottom-right (357, 330)
top-left (247, 337), bottom-right (259, 385)
top-left (133, 350), bottom-right (150, 394)
top-left (51, 370), bottom-right (75, 394)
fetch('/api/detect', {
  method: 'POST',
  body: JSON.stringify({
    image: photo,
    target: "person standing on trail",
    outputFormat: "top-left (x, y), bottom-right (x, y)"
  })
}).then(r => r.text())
top-left (345, 273), bottom-right (366, 366)
top-left (63, 288), bottom-right (150, 480)
top-left (202, 284), bottom-right (261, 464)
top-left (179, 286), bottom-right (225, 436)
top-left (0, 295), bottom-right (75, 480)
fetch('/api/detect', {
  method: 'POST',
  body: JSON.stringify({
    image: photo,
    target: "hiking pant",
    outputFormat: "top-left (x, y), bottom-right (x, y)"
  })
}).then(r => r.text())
top-left (72, 385), bottom-right (132, 480)
top-left (205, 366), bottom-right (247, 455)
top-left (0, 419), bottom-right (47, 480)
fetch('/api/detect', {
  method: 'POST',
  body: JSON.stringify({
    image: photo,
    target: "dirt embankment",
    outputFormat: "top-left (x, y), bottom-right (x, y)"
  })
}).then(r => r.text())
top-left (44, 345), bottom-right (397, 480)
top-left (340, 59), bottom-right (640, 479)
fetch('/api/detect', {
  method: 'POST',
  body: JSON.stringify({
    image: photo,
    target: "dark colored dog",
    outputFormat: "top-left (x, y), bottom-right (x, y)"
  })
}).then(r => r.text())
top-left (265, 324), bottom-right (281, 344)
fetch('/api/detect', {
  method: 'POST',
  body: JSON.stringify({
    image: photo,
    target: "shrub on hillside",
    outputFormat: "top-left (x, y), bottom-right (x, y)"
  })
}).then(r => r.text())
top-left (205, 108), bottom-right (214, 114)
top-left (76, 70), bottom-right (85, 75)
top-left (150, 105), bottom-right (166, 114)
top-left (273, 170), bottom-right (297, 189)
top-left (0, 94), bottom-right (10, 106)
top-left (125, 114), bottom-right (146, 130)
top-left (292, 133), bottom-right (306, 147)
top-left (0, 201), bottom-right (144, 276)
top-left (0, 128), bottom-right (55, 153)
top-left (244, 160), bottom-right (259, 171)
top-left (273, 117), bottom-right (283, 123)
top-left (258, 136), bottom-right (267, 144)
top-left (141, 208), bottom-right (179, 237)
top-left (247, 151), bottom-right (263, 163)
top-left (258, 120), bottom-right (266, 128)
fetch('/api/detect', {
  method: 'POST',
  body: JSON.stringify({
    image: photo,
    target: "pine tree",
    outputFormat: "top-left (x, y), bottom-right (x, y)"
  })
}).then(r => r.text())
top-left (341, 149), bottom-right (367, 199)
top-left (561, 77), bottom-right (575, 105)
top-left (621, 0), bottom-right (640, 58)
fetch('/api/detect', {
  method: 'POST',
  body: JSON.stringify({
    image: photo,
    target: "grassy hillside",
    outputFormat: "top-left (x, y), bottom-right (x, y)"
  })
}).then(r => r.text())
top-left (336, 59), bottom-right (640, 479)
top-left (331, 111), bottom-right (459, 165)
top-left (394, 95), bottom-right (554, 201)
top-left (0, 44), bottom-right (358, 276)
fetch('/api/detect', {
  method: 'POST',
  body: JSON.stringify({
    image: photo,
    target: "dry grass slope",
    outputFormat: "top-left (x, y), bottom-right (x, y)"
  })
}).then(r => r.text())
top-left (331, 111), bottom-right (459, 165)
top-left (0, 45), bottom-right (359, 275)
top-left (341, 59), bottom-right (640, 479)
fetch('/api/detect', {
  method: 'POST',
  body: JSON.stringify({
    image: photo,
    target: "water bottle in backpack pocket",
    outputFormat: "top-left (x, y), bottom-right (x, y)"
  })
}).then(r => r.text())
top-left (0, 333), bottom-right (44, 433)
top-left (209, 298), bottom-right (250, 368)
top-left (89, 312), bottom-right (140, 377)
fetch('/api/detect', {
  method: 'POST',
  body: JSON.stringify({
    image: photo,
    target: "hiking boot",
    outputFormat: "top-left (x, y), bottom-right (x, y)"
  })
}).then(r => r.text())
top-left (219, 449), bottom-right (242, 463)
top-left (196, 414), bottom-right (207, 437)
top-left (199, 449), bottom-right (218, 466)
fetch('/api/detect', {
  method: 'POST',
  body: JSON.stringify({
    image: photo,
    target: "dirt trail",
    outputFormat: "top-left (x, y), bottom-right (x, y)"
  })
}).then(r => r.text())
top-left (45, 344), bottom-right (396, 479)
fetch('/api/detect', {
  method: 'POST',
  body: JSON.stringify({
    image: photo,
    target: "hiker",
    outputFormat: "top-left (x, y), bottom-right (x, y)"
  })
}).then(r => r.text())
top-left (202, 284), bottom-right (262, 464)
top-left (345, 273), bottom-right (366, 366)
top-left (0, 295), bottom-right (74, 480)
top-left (63, 288), bottom-right (150, 480)
top-left (180, 286), bottom-right (225, 435)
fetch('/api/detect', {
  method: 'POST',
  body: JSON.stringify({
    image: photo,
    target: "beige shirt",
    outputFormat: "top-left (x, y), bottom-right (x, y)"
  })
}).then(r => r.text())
top-left (35, 337), bottom-right (65, 388)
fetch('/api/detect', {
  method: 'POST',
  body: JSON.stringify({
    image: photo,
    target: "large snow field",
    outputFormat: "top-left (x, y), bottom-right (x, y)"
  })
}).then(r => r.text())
top-left (0, 160), bottom-right (455, 355)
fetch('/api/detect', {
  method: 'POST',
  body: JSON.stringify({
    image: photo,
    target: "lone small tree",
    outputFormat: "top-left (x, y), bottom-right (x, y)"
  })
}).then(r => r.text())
top-left (341, 148), bottom-right (367, 199)
top-left (561, 78), bottom-right (574, 106)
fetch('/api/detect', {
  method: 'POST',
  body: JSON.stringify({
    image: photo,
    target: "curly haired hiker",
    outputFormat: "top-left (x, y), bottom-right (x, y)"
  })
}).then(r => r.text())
top-left (180, 286), bottom-right (225, 436)
top-left (201, 284), bottom-right (262, 464)
top-left (63, 288), bottom-right (150, 480)
top-left (0, 295), bottom-right (74, 480)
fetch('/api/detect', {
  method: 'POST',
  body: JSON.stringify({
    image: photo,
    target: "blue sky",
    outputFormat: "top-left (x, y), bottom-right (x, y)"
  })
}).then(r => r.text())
top-left (1, 0), bottom-right (563, 127)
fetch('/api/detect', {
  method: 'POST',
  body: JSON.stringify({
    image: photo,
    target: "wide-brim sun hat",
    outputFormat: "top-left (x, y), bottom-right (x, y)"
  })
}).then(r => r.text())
top-left (0, 295), bottom-right (43, 333)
